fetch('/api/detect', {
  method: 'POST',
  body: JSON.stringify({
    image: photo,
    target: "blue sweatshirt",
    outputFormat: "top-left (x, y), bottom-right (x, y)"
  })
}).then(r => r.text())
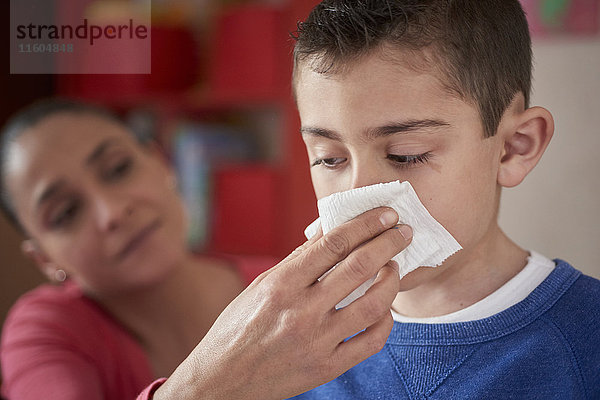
top-left (292, 260), bottom-right (600, 399)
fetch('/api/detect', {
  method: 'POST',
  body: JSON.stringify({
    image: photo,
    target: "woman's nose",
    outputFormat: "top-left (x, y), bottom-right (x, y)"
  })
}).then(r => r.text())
top-left (93, 191), bottom-right (133, 232)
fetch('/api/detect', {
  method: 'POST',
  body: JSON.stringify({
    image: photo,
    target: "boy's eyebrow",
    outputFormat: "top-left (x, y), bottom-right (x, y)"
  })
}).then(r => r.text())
top-left (300, 126), bottom-right (342, 141)
top-left (301, 119), bottom-right (451, 141)
top-left (367, 119), bottom-right (451, 139)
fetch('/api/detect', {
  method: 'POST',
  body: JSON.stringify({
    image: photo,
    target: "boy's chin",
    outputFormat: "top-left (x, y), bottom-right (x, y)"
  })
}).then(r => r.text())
top-left (397, 263), bottom-right (448, 292)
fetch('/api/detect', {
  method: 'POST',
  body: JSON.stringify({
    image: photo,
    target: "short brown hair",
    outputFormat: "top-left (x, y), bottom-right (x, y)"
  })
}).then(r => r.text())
top-left (292, 0), bottom-right (532, 138)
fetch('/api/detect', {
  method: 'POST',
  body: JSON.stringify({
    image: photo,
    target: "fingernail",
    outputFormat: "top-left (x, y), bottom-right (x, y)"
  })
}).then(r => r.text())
top-left (396, 224), bottom-right (413, 241)
top-left (379, 210), bottom-right (398, 227)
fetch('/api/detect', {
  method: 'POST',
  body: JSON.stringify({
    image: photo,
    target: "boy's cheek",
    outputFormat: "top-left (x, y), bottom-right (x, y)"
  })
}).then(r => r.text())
top-left (311, 173), bottom-right (341, 200)
top-left (423, 184), bottom-right (496, 249)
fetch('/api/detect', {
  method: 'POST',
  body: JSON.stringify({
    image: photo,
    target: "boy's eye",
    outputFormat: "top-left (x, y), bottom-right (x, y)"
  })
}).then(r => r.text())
top-left (387, 152), bottom-right (431, 167)
top-left (311, 157), bottom-right (347, 168)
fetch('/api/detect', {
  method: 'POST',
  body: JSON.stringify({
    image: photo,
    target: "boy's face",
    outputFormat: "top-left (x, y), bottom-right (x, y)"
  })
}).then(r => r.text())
top-left (295, 51), bottom-right (508, 288)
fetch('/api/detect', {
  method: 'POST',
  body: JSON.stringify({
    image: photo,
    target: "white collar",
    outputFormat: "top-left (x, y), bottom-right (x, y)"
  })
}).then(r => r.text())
top-left (392, 251), bottom-right (556, 324)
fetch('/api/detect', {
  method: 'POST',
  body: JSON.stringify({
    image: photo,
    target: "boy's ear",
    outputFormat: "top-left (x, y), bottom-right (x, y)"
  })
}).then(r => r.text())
top-left (21, 239), bottom-right (61, 281)
top-left (497, 106), bottom-right (554, 188)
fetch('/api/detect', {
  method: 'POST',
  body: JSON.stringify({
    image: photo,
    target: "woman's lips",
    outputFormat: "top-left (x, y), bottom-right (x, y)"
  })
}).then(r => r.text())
top-left (116, 220), bottom-right (161, 260)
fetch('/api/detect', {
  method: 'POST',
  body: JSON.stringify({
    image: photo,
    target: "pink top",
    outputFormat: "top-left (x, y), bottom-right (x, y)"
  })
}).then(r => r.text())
top-left (1, 255), bottom-right (273, 400)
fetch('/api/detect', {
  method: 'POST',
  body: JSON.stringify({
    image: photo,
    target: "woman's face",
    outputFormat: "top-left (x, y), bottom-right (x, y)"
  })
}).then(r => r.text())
top-left (4, 112), bottom-right (188, 296)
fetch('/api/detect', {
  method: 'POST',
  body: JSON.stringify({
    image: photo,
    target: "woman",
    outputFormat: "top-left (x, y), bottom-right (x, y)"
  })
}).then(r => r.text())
top-left (0, 99), bottom-right (411, 399)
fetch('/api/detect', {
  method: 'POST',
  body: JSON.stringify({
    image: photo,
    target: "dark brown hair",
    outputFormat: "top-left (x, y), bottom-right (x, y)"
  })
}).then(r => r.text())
top-left (291, 0), bottom-right (533, 138)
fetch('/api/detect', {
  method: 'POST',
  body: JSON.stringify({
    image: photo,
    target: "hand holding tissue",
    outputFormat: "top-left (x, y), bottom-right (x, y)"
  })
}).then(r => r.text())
top-left (305, 181), bottom-right (462, 308)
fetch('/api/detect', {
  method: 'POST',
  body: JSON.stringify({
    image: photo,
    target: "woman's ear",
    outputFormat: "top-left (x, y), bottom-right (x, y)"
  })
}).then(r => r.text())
top-left (497, 106), bottom-right (554, 188)
top-left (21, 239), bottom-right (62, 281)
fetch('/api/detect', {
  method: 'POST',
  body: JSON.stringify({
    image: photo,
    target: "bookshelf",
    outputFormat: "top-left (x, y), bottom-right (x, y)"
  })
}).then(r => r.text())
top-left (56, 0), bottom-right (321, 258)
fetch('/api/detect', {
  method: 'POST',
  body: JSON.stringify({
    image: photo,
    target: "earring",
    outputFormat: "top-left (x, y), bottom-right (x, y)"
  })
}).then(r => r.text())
top-left (54, 269), bottom-right (67, 282)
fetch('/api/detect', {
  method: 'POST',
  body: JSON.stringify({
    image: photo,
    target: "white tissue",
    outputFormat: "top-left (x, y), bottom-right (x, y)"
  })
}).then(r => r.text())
top-left (304, 180), bottom-right (462, 308)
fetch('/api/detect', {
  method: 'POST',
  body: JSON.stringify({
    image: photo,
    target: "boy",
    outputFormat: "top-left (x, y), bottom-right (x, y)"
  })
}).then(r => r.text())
top-left (290, 0), bottom-right (600, 398)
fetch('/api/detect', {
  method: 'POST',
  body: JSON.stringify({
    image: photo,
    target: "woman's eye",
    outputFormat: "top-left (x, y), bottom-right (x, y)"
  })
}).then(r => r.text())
top-left (311, 157), bottom-right (347, 168)
top-left (104, 158), bottom-right (132, 181)
top-left (387, 152), bottom-right (431, 167)
top-left (49, 201), bottom-right (80, 229)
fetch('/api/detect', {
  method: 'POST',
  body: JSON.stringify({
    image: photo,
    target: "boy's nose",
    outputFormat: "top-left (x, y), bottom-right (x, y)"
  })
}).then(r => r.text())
top-left (349, 164), bottom-right (387, 190)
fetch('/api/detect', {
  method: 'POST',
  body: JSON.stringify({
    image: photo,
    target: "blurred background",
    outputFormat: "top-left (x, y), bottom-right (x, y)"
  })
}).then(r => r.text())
top-left (1, 0), bottom-right (599, 337)
top-left (500, 0), bottom-right (600, 281)
top-left (2, 0), bottom-right (322, 331)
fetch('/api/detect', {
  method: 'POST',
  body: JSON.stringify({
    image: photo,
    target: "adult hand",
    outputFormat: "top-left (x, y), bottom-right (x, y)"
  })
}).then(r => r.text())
top-left (153, 207), bottom-right (412, 400)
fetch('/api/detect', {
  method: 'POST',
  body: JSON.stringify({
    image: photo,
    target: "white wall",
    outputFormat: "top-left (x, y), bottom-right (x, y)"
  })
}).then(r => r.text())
top-left (499, 38), bottom-right (600, 278)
